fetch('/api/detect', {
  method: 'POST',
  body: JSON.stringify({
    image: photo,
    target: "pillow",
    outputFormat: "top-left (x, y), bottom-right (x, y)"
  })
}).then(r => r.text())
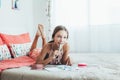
top-left (0, 44), bottom-right (11, 61)
top-left (29, 48), bottom-right (42, 60)
top-left (10, 42), bottom-right (32, 58)
top-left (0, 33), bottom-right (31, 57)
top-left (0, 33), bottom-right (31, 47)
top-left (0, 37), bottom-right (4, 45)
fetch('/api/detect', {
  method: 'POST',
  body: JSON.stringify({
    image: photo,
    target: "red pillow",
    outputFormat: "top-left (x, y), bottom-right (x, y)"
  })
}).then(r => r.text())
top-left (0, 37), bottom-right (4, 45)
top-left (0, 33), bottom-right (31, 46)
top-left (0, 33), bottom-right (31, 57)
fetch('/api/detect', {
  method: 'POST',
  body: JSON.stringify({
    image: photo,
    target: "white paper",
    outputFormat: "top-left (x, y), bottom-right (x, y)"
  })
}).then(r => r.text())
top-left (45, 67), bottom-right (63, 71)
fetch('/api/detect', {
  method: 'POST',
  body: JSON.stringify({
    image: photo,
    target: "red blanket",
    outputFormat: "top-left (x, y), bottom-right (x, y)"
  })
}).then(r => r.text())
top-left (0, 56), bottom-right (35, 72)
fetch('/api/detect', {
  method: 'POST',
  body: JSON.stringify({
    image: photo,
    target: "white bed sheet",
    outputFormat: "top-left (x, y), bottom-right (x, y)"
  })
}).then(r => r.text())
top-left (1, 53), bottom-right (120, 80)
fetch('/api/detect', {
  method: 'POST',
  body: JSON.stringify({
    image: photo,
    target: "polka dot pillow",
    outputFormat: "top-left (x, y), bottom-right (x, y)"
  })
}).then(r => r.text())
top-left (0, 33), bottom-right (31, 57)
top-left (10, 42), bottom-right (32, 58)
top-left (0, 44), bottom-right (11, 60)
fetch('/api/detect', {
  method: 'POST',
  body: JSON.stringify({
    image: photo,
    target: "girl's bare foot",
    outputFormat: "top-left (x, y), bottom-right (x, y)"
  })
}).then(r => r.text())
top-left (36, 28), bottom-right (42, 37)
top-left (38, 24), bottom-right (45, 38)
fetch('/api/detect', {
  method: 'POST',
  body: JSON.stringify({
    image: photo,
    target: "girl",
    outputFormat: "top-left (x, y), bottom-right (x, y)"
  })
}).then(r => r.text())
top-left (31, 24), bottom-right (72, 69)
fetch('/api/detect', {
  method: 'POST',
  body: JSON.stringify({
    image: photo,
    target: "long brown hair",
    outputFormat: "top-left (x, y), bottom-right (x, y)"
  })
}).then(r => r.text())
top-left (49, 25), bottom-right (69, 43)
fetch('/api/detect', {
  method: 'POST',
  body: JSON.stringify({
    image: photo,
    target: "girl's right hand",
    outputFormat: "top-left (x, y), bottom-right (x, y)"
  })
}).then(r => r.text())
top-left (31, 64), bottom-right (44, 70)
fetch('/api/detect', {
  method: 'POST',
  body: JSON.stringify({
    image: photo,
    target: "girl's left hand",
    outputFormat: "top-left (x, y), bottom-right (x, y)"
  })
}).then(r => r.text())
top-left (66, 57), bottom-right (72, 66)
top-left (52, 50), bottom-right (60, 59)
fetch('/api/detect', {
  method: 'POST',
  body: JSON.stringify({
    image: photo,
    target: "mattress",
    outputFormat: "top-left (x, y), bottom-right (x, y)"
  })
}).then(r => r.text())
top-left (1, 53), bottom-right (120, 80)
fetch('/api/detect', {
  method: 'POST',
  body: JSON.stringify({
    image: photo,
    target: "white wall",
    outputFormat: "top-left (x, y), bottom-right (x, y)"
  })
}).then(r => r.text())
top-left (0, 0), bottom-right (49, 47)
top-left (0, 0), bottom-right (34, 35)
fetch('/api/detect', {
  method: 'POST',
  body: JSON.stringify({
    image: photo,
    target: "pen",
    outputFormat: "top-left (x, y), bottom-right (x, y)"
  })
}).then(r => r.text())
top-left (59, 44), bottom-right (63, 51)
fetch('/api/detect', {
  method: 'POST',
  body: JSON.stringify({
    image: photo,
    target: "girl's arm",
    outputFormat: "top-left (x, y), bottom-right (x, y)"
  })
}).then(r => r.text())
top-left (62, 43), bottom-right (72, 65)
top-left (36, 44), bottom-right (54, 65)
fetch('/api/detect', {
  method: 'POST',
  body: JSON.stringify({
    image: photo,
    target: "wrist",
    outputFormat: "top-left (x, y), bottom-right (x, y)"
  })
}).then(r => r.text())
top-left (51, 54), bottom-right (55, 59)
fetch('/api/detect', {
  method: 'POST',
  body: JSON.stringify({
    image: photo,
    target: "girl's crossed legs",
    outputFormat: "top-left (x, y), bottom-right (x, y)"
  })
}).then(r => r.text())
top-left (30, 24), bottom-right (47, 51)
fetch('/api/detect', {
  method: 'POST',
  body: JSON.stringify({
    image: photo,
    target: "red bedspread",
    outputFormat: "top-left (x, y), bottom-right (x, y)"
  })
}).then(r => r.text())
top-left (0, 56), bottom-right (35, 72)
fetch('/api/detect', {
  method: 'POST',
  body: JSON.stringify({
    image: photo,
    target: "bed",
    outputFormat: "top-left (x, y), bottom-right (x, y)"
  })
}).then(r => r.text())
top-left (0, 53), bottom-right (120, 80)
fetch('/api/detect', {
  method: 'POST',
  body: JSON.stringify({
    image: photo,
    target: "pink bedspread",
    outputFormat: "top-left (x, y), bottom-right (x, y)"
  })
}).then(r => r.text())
top-left (0, 56), bottom-right (35, 72)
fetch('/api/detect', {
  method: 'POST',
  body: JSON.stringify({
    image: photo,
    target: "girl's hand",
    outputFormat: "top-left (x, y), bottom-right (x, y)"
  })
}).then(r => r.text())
top-left (31, 64), bottom-right (44, 70)
top-left (52, 50), bottom-right (59, 59)
top-left (66, 57), bottom-right (72, 66)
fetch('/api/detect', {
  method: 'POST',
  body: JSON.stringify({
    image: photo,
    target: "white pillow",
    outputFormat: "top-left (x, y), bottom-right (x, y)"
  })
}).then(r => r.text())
top-left (10, 42), bottom-right (32, 58)
top-left (0, 44), bottom-right (11, 60)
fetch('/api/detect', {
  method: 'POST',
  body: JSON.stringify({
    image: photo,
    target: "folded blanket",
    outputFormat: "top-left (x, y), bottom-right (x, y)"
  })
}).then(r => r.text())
top-left (0, 56), bottom-right (35, 71)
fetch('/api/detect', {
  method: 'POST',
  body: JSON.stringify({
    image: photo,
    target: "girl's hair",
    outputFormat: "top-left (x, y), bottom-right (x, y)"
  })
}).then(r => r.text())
top-left (49, 25), bottom-right (69, 43)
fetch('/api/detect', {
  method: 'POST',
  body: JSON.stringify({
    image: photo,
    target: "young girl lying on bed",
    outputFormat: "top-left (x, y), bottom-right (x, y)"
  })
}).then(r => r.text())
top-left (30, 24), bottom-right (72, 69)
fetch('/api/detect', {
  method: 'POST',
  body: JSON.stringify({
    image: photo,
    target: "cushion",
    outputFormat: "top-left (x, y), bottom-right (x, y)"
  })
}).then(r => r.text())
top-left (0, 44), bottom-right (11, 61)
top-left (0, 37), bottom-right (4, 45)
top-left (10, 42), bottom-right (32, 58)
top-left (0, 33), bottom-right (31, 46)
top-left (29, 48), bottom-right (42, 60)
top-left (0, 33), bottom-right (31, 57)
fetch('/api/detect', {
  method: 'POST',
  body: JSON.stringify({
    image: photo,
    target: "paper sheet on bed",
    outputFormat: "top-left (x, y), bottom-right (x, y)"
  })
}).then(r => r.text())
top-left (44, 65), bottom-right (80, 71)
top-left (45, 67), bottom-right (63, 71)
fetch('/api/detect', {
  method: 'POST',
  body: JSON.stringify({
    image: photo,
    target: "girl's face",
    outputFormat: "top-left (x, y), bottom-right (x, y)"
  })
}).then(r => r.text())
top-left (53, 30), bottom-right (68, 46)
